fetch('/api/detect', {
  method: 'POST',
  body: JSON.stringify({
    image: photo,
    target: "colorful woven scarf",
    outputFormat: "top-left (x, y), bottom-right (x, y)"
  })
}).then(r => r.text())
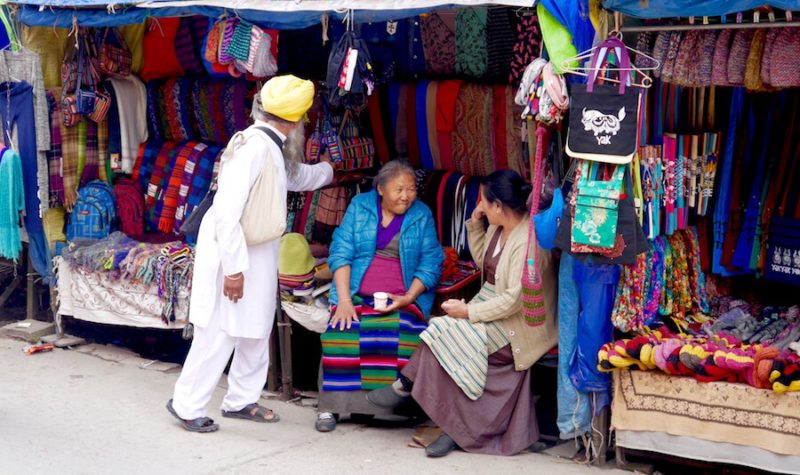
top-left (80, 120), bottom-right (100, 187)
top-left (158, 141), bottom-right (195, 233)
top-left (174, 142), bottom-right (208, 231)
top-left (185, 145), bottom-right (221, 223)
top-left (45, 91), bottom-right (64, 207)
top-left (144, 142), bottom-right (177, 231)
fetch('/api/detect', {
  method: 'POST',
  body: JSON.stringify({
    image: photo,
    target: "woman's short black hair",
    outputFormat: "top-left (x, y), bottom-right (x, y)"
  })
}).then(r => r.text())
top-left (481, 169), bottom-right (532, 214)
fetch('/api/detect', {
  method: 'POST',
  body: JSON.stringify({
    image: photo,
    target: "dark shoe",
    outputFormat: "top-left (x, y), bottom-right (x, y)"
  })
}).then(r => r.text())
top-left (366, 385), bottom-right (409, 409)
top-left (426, 433), bottom-right (459, 458)
top-left (166, 399), bottom-right (219, 433)
top-left (315, 412), bottom-right (337, 432)
top-left (221, 403), bottom-right (280, 423)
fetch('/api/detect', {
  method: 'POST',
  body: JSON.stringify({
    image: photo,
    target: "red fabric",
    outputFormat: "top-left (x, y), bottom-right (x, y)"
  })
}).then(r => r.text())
top-left (436, 171), bottom-right (455, 242)
top-left (131, 143), bottom-right (147, 183)
top-left (368, 91), bottom-right (390, 164)
top-left (493, 85), bottom-right (509, 171)
top-left (436, 80), bottom-right (462, 171)
top-left (141, 18), bottom-right (185, 81)
top-left (359, 255), bottom-right (407, 295)
top-left (406, 84), bottom-right (420, 168)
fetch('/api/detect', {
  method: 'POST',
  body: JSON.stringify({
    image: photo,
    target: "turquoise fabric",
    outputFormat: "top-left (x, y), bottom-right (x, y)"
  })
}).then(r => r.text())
top-left (328, 190), bottom-right (444, 317)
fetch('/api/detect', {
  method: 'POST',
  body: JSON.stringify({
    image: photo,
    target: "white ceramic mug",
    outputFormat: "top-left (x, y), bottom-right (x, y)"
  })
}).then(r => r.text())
top-left (373, 292), bottom-right (389, 310)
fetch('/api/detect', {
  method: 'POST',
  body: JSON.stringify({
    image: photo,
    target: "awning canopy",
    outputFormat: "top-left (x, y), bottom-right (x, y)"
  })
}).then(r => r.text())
top-left (13, 0), bottom-right (534, 28)
top-left (603, 0), bottom-right (800, 19)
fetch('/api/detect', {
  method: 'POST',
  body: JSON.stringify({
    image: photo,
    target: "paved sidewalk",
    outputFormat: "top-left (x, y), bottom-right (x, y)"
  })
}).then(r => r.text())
top-left (0, 337), bottom-right (620, 475)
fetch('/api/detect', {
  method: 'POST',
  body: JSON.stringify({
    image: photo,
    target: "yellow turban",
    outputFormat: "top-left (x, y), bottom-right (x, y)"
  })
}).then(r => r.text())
top-left (260, 75), bottom-right (314, 123)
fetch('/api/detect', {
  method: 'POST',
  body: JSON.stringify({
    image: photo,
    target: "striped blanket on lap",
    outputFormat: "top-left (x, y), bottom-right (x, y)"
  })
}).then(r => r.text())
top-left (420, 282), bottom-right (509, 400)
top-left (321, 298), bottom-right (427, 391)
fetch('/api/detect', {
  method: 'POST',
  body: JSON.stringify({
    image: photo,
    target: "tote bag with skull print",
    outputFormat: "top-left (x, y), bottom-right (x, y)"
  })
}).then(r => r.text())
top-left (566, 37), bottom-right (640, 164)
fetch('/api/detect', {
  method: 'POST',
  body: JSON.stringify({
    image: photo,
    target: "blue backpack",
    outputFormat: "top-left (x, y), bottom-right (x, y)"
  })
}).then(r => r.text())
top-left (66, 180), bottom-right (117, 241)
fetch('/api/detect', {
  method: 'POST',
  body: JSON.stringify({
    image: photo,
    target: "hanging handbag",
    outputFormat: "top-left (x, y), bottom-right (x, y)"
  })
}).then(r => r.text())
top-left (320, 103), bottom-right (343, 163)
top-left (572, 161), bottom-right (625, 249)
top-left (62, 37), bottom-right (91, 127)
top-left (336, 109), bottom-right (374, 170)
top-left (98, 27), bottom-right (133, 78)
top-left (566, 37), bottom-right (640, 165)
top-left (305, 113), bottom-right (323, 163)
top-left (88, 86), bottom-right (112, 123)
top-left (554, 163), bottom-right (649, 265)
top-left (521, 121), bottom-right (548, 326)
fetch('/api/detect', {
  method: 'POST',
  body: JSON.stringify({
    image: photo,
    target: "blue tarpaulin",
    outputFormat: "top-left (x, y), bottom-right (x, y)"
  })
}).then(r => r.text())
top-left (603, 0), bottom-right (800, 19)
top-left (14, 1), bottom-right (533, 28)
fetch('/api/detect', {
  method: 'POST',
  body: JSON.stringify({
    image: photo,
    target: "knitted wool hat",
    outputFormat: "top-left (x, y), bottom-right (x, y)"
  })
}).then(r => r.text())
top-left (744, 29), bottom-right (768, 91)
top-left (661, 31), bottom-right (683, 83)
top-left (673, 30), bottom-right (701, 87)
top-left (727, 29), bottom-right (755, 86)
top-left (711, 29), bottom-right (734, 86)
top-left (651, 31), bottom-right (671, 79)
top-left (278, 233), bottom-right (316, 277)
top-left (760, 28), bottom-right (780, 87)
top-left (261, 75), bottom-right (314, 123)
top-left (769, 28), bottom-right (800, 88)
top-left (696, 30), bottom-right (718, 87)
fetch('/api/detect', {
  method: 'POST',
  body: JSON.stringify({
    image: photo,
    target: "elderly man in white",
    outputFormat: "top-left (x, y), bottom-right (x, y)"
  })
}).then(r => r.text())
top-left (168, 76), bottom-right (334, 432)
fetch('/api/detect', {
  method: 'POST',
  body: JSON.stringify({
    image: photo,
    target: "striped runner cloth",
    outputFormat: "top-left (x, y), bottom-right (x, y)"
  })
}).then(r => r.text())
top-left (419, 282), bottom-right (509, 400)
top-left (321, 299), bottom-right (427, 391)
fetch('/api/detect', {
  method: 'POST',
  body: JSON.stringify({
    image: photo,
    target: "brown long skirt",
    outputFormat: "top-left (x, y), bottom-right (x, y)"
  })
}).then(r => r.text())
top-left (402, 342), bottom-right (538, 456)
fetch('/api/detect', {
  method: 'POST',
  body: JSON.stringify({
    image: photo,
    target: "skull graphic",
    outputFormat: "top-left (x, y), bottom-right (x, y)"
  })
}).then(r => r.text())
top-left (582, 107), bottom-right (626, 145)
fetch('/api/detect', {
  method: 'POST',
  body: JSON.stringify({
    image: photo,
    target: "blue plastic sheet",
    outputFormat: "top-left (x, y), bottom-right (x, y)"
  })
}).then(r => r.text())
top-left (17, 3), bottom-right (456, 29)
top-left (604, 0), bottom-right (800, 19)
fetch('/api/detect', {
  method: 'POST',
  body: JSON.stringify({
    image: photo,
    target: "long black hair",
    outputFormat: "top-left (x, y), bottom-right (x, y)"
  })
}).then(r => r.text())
top-left (481, 169), bottom-right (532, 214)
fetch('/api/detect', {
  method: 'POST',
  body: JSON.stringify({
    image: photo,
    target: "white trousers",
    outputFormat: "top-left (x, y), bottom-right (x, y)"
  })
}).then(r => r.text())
top-left (171, 312), bottom-right (272, 420)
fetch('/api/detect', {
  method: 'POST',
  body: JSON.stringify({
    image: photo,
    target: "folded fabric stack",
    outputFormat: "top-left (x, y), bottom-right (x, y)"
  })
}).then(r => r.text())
top-left (278, 233), bottom-right (320, 298)
top-left (598, 325), bottom-right (800, 393)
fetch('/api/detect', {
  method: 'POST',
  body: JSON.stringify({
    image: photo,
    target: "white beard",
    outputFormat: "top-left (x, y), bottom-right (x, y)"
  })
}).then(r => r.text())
top-left (283, 125), bottom-right (306, 177)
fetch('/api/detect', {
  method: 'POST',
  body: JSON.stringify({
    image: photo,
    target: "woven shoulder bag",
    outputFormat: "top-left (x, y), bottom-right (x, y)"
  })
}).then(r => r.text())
top-left (521, 120), bottom-right (548, 326)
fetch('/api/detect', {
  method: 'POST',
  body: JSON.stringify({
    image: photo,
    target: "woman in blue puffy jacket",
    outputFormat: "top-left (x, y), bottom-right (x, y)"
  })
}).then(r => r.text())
top-left (315, 160), bottom-right (444, 432)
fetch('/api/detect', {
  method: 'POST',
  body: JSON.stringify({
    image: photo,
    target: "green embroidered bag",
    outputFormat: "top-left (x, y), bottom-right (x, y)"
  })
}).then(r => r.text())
top-left (572, 161), bottom-right (625, 248)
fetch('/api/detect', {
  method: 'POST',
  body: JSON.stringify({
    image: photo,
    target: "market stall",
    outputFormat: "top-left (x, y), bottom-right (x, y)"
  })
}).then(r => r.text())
top-left (2, 0), bottom-right (799, 468)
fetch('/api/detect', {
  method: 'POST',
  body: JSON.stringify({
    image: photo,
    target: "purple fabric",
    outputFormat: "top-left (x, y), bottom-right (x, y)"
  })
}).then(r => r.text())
top-left (376, 195), bottom-right (404, 250)
top-left (359, 255), bottom-right (407, 296)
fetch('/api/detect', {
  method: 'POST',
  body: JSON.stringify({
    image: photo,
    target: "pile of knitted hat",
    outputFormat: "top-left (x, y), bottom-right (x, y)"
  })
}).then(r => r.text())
top-left (598, 325), bottom-right (800, 393)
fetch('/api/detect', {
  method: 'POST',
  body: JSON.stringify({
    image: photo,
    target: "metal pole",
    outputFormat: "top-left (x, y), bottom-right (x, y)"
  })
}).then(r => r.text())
top-left (621, 21), bottom-right (800, 33)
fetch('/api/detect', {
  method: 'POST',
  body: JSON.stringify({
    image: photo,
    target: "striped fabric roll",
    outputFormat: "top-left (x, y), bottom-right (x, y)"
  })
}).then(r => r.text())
top-left (184, 145), bottom-right (221, 226)
top-left (322, 301), bottom-right (427, 392)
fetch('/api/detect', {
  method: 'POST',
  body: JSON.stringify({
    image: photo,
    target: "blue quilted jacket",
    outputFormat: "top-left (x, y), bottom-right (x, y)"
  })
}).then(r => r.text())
top-left (328, 190), bottom-right (444, 317)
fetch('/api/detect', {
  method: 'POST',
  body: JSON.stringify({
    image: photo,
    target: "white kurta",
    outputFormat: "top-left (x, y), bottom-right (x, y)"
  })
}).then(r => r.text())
top-left (189, 122), bottom-right (333, 339)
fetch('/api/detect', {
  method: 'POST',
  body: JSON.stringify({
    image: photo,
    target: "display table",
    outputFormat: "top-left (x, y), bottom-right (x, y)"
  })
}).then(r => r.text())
top-left (56, 258), bottom-right (187, 329)
top-left (613, 370), bottom-right (800, 473)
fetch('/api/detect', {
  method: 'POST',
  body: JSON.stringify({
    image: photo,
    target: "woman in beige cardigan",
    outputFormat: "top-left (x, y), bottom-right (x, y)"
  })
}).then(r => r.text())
top-left (368, 170), bottom-right (558, 457)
